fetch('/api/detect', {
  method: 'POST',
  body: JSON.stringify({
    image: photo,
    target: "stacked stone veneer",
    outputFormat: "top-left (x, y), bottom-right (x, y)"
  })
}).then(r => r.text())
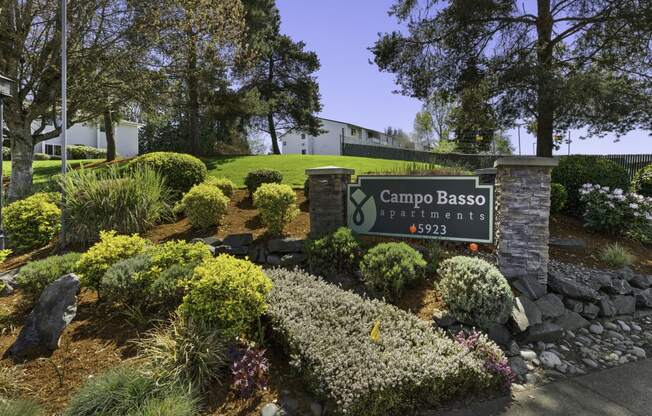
top-left (306, 166), bottom-right (354, 237)
top-left (495, 157), bottom-right (558, 286)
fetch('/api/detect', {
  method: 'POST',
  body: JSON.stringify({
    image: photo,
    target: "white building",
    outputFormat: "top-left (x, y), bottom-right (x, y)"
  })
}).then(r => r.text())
top-left (34, 120), bottom-right (141, 158)
top-left (282, 117), bottom-right (414, 155)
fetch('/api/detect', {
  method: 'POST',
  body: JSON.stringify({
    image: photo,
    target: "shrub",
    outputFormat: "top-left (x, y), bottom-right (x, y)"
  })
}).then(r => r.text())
top-left (204, 176), bottom-right (236, 198)
top-left (179, 183), bottom-right (229, 229)
top-left (552, 155), bottom-right (629, 215)
top-left (303, 178), bottom-right (310, 199)
top-left (454, 331), bottom-right (514, 392)
top-left (134, 392), bottom-right (198, 416)
top-left (17, 252), bottom-right (82, 299)
top-left (252, 183), bottom-right (298, 235)
top-left (33, 152), bottom-right (51, 160)
top-left (244, 169), bottom-right (282, 195)
top-left (101, 254), bottom-right (153, 306)
top-left (2, 147), bottom-right (10, 160)
top-left (0, 249), bottom-right (12, 264)
top-left (438, 256), bottom-right (513, 328)
top-left (129, 152), bottom-right (207, 196)
top-left (59, 166), bottom-right (172, 244)
top-left (600, 243), bottom-right (636, 268)
top-left (550, 183), bottom-right (567, 214)
top-left (136, 314), bottom-right (229, 392)
top-left (632, 164), bottom-right (652, 197)
top-left (0, 399), bottom-right (42, 416)
top-left (180, 255), bottom-right (272, 340)
top-left (5, 192), bottom-right (61, 252)
top-left (360, 242), bottom-right (426, 300)
top-left (66, 145), bottom-right (107, 160)
top-left (230, 346), bottom-right (269, 398)
top-left (75, 231), bottom-right (149, 295)
top-left (266, 268), bottom-right (508, 415)
top-left (306, 227), bottom-right (361, 276)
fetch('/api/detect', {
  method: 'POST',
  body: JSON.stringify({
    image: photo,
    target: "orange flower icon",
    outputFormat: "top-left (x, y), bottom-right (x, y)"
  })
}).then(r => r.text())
top-left (409, 224), bottom-right (417, 234)
top-left (469, 243), bottom-right (479, 253)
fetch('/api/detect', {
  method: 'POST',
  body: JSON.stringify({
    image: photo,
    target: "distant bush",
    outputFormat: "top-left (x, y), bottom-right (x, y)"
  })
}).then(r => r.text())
top-left (59, 166), bottom-right (172, 244)
top-left (2, 147), bottom-right (10, 160)
top-left (550, 183), bottom-right (567, 214)
top-left (204, 176), bottom-right (236, 198)
top-left (600, 243), bottom-right (636, 268)
top-left (0, 399), bottom-right (42, 416)
top-left (129, 152), bottom-right (207, 196)
top-left (244, 169), bottom-right (282, 195)
top-left (33, 152), bottom-right (51, 160)
top-left (75, 231), bottom-right (149, 296)
top-left (5, 192), bottom-right (61, 252)
top-left (266, 268), bottom-right (509, 415)
top-left (360, 242), bottom-right (426, 300)
top-left (438, 256), bottom-right (513, 328)
top-left (306, 227), bottom-right (361, 276)
top-left (17, 252), bottom-right (82, 300)
top-left (632, 164), bottom-right (652, 197)
top-left (552, 155), bottom-right (629, 215)
top-left (180, 255), bottom-right (272, 340)
top-left (67, 145), bottom-right (107, 160)
top-left (179, 183), bottom-right (229, 229)
top-left (252, 183), bottom-right (298, 235)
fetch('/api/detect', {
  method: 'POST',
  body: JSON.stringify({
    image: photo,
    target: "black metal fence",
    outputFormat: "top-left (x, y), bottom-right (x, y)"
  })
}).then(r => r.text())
top-left (341, 143), bottom-right (652, 179)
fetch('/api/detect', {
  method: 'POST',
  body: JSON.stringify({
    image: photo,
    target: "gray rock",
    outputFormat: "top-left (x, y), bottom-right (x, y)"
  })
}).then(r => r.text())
top-left (433, 310), bottom-right (458, 328)
top-left (598, 296), bottom-right (617, 317)
top-left (604, 330), bottom-right (625, 340)
top-left (588, 272), bottom-right (614, 290)
top-left (266, 255), bottom-right (281, 266)
top-left (549, 238), bottom-right (586, 248)
top-left (611, 295), bottom-right (636, 315)
top-left (536, 294), bottom-right (566, 319)
top-left (520, 349), bottom-right (537, 361)
top-left (508, 356), bottom-right (529, 376)
top-left (630, 275), bottom-right (652, 290)
top-left (582, 358), bottom-right (599, 369)
top-left (603, 279), bottom-right (633, 295)
top-left (524, 322), bottom-right (564, 342)
top-left (564, 298), bottom-right (585, 313)
top-left (616, 266), bottom-right (634, 281)
top-left (0, 269), bottom-right (18, 293)
top-left (248, 246), bottom-right (268, 264)
top-left (6, 274), bottom-right (79, 356)
top-left (310, 402), bottom-right (323, 416)
top-left (539, 351), bottom-right (562, 369)
top-left (630, 346), bottom-right (646, 358)
top-left (511, 296), bottom-right (542, 332)
top-left (589, 322), bottom-right (604, 335)
top-left (486, 323), bottom-right (512, 346)
top-left (635, 288), bottom-right (652, 308)
top-left (581, 303), bottom-right (600, 320)
top-left (223, 233), bottom-right (253, 247)
top-left (548, 272), bottom-right (600, 301)
top-left (616, 320), bottom-right (631, 332)
top-left (279, 253), bottom-right (307, 267)
top-left (192, 236), bottom-right (222, 246)
top-left (268, 238), bottom-right (306, 254)
top-left (604, 321), bottom-right (619, 331)
top-left (512, 275), bottom-right (547, 300)
top-left (554, 311), bottom-right (590, 331)
top-left (261, 403), bottom-right (284, 416)
top-left (507, 341), bottom-right (521, 357)
top-left (0, 280), bottom-right (14, 296)
top-left (215, 244), bottom-right (249, 256)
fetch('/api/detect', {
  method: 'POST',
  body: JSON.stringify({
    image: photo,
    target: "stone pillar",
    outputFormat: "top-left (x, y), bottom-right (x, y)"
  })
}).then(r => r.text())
top-left (306, 166), bottom-right (354, 238)
top-left (495, 157), bottom-right (558, 288)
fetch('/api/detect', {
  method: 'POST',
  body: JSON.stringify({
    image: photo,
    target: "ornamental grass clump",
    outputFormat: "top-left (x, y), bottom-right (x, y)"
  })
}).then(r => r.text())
top-left (179, 183), bottom-right (229, 229)
top-left (253, 183), bottom-right (298, 235)
top-left (600, 243), bottom-right (636, 268)
top-left (360, 242), bottom-right (426, 300)
top-left (438, 256), bottom-right (513, 329)
top-left (4, 192), bottom-right (61, 252)
top-left (265, 268), bottom-right (508, 415)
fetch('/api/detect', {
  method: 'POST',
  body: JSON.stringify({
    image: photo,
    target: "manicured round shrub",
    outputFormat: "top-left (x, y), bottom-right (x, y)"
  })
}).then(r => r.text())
top-left (101, 253), bottom-right (153, 305)
top-left (244, 169), bottom-right (283, 195)
top-left (5, 192), bottom-right (61, 252)
top-left (129, 152), bottom-right (207, 196)
top-left (180, 255), bottom-right (272, 340)
top-left (360, 242), bottom-right (426, 300)
top-left (438, 256), bottom-right (513, 328)
top-left (179, 183), bottom-right (229, 229)
top-left (75, 230), bottom-right (149, 295)
top-left (306, 227), bottom-right (361, 276)
top-left (66, 145), bottom-right (107, 160)
top-left (33, 152), bottom-right (51, 160)
top-left (632, 164), bottom-right (652, 197)
top-left (17, 252), bottom-right (82, 300)
top-left (253, 183), bottom-right (298, 235)
top-left (552, 155), bottom-right (629, 215)
top-left (550, 182), bottom-right (568, 214)
top-left (204, 176), bottom-right (236, 198)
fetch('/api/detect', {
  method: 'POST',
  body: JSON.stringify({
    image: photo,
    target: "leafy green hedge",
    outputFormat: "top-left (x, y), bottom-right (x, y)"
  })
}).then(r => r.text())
top-left (265, 268), bottom-right (507, 415)
top-left (632, 164), bottom-right (652, 197)
top-left (129, 152), bottom-right (207, 196)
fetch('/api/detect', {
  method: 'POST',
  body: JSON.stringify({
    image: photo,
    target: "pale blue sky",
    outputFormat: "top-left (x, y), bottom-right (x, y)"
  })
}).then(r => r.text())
top-left (276, 0), bottom-right (651, 155)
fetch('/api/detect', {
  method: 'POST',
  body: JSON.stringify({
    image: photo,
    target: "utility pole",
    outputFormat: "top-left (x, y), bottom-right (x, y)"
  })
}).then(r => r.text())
top-left (517, 124), bottom-right (522, 156)
top-left (567, 130), bottom-right (571, 155)
top-left (59, 0), bottom-right (68, 247)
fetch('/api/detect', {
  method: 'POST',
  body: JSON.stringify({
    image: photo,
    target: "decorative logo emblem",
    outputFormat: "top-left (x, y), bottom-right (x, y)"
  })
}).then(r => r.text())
top-left (348, 188), bottom-right (377, 233)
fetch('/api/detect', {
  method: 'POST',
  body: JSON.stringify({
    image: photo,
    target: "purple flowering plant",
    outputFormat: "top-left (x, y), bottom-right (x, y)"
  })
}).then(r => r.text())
top-left (229, 345), bottom-right (270, 397)
top-left (455, 330), bottom-right (515, 392)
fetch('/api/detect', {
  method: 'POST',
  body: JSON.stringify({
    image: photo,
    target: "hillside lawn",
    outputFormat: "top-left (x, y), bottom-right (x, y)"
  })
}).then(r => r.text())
top-left (2, 159), bottom-right (99, 184)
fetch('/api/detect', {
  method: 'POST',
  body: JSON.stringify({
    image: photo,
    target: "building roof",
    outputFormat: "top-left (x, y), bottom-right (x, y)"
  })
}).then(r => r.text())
top-left (317, 117), bottom-right (387, 137)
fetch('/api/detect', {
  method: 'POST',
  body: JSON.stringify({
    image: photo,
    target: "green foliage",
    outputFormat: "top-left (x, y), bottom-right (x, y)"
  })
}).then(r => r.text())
top-left (600, 243), bottom-right (636, 268)
top-left (552, 156), bottom-right (630, 215)
top-left (75, 231), bottom-right (149, 295)
top-left (360, 242), bottom-right (426, 300)
top-left (179, 183), bottom-right (229, 229)
top-left (130, 392), bottom-right (198, 416)
top-left (632, 164), bottom-right (652, 197)
top-left (306, 227), bottom-right (360, 276)
top-left (136, 314), bottom-right (229, 392)
top-left (550, 183), bottom-right (568, 214)
top-left (59, 166), bottom-right (172, 244)
top-left (252, 183), bottom-right (298, 235)
top-left (67, 145), bottom-right (107, 160)
top-left (33, 153), bottom-right (51, 161)
top-left (17, 252), bottom-right (82, 300)
top-left (5, 192), bottom-right (61, 252)
top-left (0, 399), bottom-right (42, 416)
top-left (266, 268), bottom-right (507, 415)
top-left (0, 249), bottom-right (12, 264)
top-left (244, 169), bottom-right (283, 194)
top-left (180, 255), bottom-right (272, 340)
top-left (438, 256), bottom-right (514, 329)
top-left (303, 177), bottom-right (309, 199)
top-left (129, 152), bottom-right (207, 196)
top-left (204, 176), bottom-right (236, 198)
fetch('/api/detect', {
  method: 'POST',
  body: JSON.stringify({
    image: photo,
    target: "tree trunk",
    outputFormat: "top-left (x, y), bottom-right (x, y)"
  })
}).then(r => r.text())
top-left (536, 0), bottom-right (554, 157)
top-left (104, 109), bottom-right (116, 161)
top-left (8, 127), bottom-right (35, 201)
top-left (268, 112), bottom-right (280, 154)
top-left (188, 40), bottom-right (200, 156)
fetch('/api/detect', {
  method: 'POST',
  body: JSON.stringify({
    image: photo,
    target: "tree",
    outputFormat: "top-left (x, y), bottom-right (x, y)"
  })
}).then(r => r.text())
top-left (417, 92), bottom-right (454, 148)
top-left (372, 0), bottom-right (652, 157)
top-left (385, 126), bottom-right (415, 149)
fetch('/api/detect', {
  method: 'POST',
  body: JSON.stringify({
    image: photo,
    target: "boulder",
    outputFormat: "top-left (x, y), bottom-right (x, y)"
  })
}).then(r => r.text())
top-left (268, 238), bottom-right (306, 254)
top-left (279, 253), bottom-right (307, 267)
top-left (554, 311), bottom-right (590, 331)
top-left (634, 289), bottom-right (652, 308)
top-left (630, 275), bottom-right (652, 290)
top-left (539, 351), bottom-right (562, 369)
top-left (548, 272), bottom-right (600, 301)
top-left (535, 294), bottom-right (566, 319)
top-left (563, 298), bottom-right (584, 314)
top-left (524, 322), bottom-right (563, 342)
top-left (588, 272), bottom-right (614, 290)
top-left (581, 303), bottom-right (600, 320)
top-left (433, 310), bottom-right (458, 328)
top-left (610, 295), bottom-right (636, 315)
top-left (486, 323), bottom-right (512, 346)
top-left (248, 246), bottom-right (268, 264)
top-left (191, 236), bottom-right (222, 247)
top-left (0, 269), bottom-right (19, 292)
top-left (602, 278), bottom-right (633, 295)
top-left (6, 274), bottom-right (79, 356)
top-left (512, 275), bottom-right (547, 300)
top-left (597, 296), bottom-right (617, 317)
top-left (508, 356), bottom-right (528, 376)
top-left (222, 233), bottom-right (253, 247)
top-left (615, 266), bottom-right (634, 282)
top-left (266, 255), bottom-right (281, 266)
top-left (214, 245), bottom-right (249, 256)
top-left (511, 296), bottom-right (542, 333)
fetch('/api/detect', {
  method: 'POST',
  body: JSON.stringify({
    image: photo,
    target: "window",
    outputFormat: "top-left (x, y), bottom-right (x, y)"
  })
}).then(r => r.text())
top-left (350, 127), bottom-right (359, 137)
top-left (283, 141), bottom-right (287, 146)
top-left (44, 144), bottom-right (62, 156)
top-left (301, 149), bottom-right (306, 155)
top-left (301, 134), bottom-right (306, 140)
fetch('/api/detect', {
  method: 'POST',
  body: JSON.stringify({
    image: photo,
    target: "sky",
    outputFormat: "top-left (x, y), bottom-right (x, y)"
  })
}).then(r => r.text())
top-left (275, 0), bottom-right (651, 155)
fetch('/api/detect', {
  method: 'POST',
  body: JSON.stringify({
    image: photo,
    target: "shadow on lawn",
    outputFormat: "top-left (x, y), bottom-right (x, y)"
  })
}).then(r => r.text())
top-left (202, 155), bottom-right (248, 170)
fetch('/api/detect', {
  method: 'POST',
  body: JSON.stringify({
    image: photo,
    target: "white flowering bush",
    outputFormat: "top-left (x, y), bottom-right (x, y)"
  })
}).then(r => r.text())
top-left (265, 268), bottom-right (508, 415)
top-left (579, 183), bottom-right (652, 242)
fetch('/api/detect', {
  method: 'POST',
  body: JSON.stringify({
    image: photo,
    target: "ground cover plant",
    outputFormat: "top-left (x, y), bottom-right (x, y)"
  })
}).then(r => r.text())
top-left (16, 252), bottom-right (82, 300)
top-left (360, 242), bottom-right (426, 300)
top-left (600, 243), bottom-right (636, 268)
top-left (252, 183), bottom-right (299, 235)
top-left (265, 267), bottom-right (511, 415)
top-left (4, 192), bottom-right (61, 252)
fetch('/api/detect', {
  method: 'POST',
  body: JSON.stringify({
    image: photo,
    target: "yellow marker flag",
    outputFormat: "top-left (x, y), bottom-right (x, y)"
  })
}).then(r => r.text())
top-left (370, 320), bottom-right (381, 343)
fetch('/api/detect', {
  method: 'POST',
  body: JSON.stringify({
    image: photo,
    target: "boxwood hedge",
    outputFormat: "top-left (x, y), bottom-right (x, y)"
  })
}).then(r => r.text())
top-left (265, 268), bottom-right (507, 415)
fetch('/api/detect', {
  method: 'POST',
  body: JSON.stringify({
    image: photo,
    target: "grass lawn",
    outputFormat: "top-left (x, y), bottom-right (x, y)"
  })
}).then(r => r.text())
top-left (202, 154), bottom-right (459, 188)
top-left (2, 159), bottom-right (101, 184)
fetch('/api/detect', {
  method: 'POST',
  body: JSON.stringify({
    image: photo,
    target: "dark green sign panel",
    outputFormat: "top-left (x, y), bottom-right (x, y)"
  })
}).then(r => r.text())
top-left (347, 176), bottom-right (494, 243)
